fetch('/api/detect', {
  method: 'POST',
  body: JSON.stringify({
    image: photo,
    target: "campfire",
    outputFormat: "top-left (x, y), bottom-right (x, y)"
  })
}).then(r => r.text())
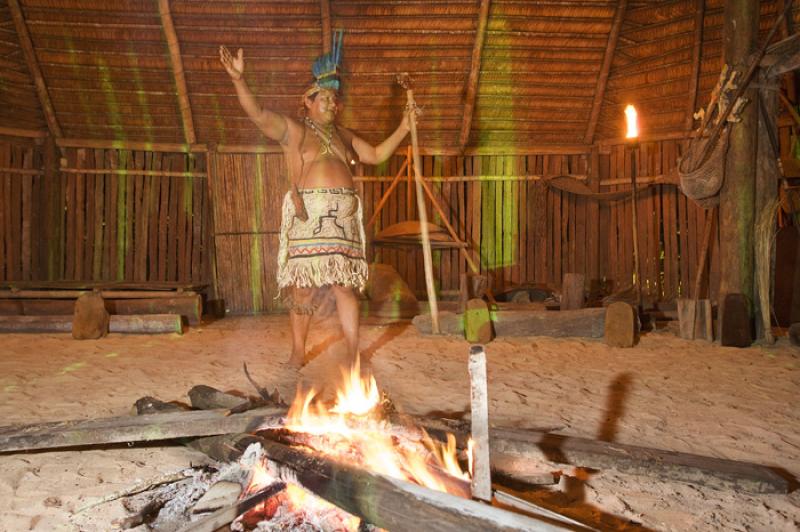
top-left (108, 356), bottom-right (489, 531)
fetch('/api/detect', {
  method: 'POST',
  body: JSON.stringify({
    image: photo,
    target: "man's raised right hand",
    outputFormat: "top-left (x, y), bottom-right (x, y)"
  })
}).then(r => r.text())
top-left (219, 45), bottom-right (244, 81)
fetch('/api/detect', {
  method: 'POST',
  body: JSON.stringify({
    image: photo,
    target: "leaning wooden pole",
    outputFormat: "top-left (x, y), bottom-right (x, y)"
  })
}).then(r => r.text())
top-left (7, 0), bottom-right (62, 140)
top-left (719, 0), bottom-right (760, 333)
top-left (158, 0), bottom-right (197, 145)
top-left (400, 74), bottom-right (440, 334)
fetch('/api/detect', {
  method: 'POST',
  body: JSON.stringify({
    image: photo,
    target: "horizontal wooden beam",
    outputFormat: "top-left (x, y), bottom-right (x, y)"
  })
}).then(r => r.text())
top-left (48, 138), bottom-right (592, 157)
top-left (58, 168), bottom-right (207, 178)
top-left (0, 126), bottom-right (47, 139)
top-left (55, 138), bottom-right (207, 153)
top-left (0, 167), bottom-right (43, 176)
top-left (595, 130), bottom-right (694, 151)
top-left (216, 143), bottom-right (592, 156)
top-left (355, 174), bottom-right (588, 183)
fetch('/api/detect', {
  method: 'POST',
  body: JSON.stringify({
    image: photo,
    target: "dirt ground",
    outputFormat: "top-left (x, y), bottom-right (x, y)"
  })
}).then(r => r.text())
top-left (0, 313), bottom-right (798, 531)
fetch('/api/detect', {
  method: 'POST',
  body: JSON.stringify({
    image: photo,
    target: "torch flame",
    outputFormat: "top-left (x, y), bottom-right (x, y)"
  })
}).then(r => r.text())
top-left (625, 104), bottom-right (639, 139)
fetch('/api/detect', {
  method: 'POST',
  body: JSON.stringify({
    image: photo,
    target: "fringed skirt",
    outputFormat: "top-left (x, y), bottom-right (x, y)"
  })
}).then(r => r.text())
top-left (277, 187), bottom-right (368, 292)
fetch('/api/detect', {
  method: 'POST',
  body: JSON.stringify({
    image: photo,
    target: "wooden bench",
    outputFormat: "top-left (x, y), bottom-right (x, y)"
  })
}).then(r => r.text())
top-left (0, 281), bottom-right (205, 325)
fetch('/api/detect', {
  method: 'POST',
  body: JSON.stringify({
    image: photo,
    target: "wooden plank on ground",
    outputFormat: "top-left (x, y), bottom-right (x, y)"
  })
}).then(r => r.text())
top-left (418, 421), bottom-right (788, 495)
top-left (0, 407), bottom-right (286, 453)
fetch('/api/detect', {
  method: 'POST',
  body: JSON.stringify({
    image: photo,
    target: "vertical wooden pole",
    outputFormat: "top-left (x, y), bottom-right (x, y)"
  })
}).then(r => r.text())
top-left (630, 144), bottom-right (642, 307)
top-left (406, 91), bottom-right (439, 334)
top-left (755, 73), bottom-right (780, 341)
top-left (719, 0), bottom-right (759, 330)
top-left (468, 345), bottom-right (491, 502)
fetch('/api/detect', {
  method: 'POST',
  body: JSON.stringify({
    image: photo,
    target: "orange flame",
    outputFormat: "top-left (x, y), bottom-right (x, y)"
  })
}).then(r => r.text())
top-left (625, 104), bottom-right (639, 139)
top-left (282, 354), bottom-right (470, 495)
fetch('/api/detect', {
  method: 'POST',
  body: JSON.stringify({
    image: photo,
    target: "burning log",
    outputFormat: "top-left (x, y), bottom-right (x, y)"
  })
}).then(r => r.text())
top-left (0, 407), bottom-right (285, 453)
top-left (257, 438), bottom-right (568, 532)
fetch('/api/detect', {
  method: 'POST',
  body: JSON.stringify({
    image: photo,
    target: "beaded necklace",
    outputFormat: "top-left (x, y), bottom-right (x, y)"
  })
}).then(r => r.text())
top-left (304, 117), bottom-right (335, 156)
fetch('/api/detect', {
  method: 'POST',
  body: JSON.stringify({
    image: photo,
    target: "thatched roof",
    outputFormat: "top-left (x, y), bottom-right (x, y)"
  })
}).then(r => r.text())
top-left (1, 0), bottom-right (797, 152)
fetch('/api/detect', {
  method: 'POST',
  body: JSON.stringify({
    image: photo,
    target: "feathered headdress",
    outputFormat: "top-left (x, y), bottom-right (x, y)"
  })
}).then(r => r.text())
top-left (303, 29), bottom-right (344, 99)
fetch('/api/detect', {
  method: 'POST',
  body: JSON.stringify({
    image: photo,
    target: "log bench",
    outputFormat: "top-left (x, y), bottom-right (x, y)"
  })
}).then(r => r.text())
top-left (0, 281), bottom-right (204, 325)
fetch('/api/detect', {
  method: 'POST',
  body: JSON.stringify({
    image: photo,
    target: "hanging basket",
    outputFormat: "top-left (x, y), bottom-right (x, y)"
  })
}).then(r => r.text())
top-left (678, 126), bottom-right (731, 207)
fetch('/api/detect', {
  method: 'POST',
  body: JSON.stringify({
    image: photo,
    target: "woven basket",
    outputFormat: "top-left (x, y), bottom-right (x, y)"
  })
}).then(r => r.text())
top-left (678, 127), bottom-right (730, 207)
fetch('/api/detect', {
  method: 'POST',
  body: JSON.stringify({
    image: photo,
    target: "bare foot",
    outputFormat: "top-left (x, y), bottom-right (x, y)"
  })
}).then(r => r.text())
top-left (287, 353), bottom-right (305, 369)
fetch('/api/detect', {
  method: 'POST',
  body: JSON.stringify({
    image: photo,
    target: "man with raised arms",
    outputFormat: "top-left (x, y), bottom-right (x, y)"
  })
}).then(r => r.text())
top-left (219, 36), bottom-right (411, 369)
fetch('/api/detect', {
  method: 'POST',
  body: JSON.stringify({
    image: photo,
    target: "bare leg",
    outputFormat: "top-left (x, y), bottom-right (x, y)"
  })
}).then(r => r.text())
top-left (331, 284), bottom-right (360, 365)
top-left (288, 286), bottom-right (314, 367)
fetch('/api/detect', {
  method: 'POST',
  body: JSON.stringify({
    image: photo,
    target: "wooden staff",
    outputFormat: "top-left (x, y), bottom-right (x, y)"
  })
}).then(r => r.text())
top-left (630, 143), bottom-right (642, 307)
top-left (398, 73), bottom-right (440, 334)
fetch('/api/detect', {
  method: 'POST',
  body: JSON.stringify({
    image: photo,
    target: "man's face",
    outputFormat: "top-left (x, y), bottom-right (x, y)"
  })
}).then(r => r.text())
top-left (306, 89), bottom-right (339, 124)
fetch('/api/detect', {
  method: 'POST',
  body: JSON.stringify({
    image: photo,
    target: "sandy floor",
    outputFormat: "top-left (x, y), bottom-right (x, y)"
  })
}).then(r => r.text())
top-left (0, 314), bottom-right (798, 531)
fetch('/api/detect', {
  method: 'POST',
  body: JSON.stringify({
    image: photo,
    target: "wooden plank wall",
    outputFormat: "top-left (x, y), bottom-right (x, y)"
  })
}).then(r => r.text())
top-left (357, 153), bottom-right (593, 297)
top-left (208, 145), bottom-right (716, 314)
top-left (0, 139), bottom-right (210, 285)
top-left (598, 140), bottom-right (714, 302)
top-left (0, 138), bottom-right (41, 282)
top-left (5, 133), bottom-right (788, 313)
top-left (208, 152), bottom-right (288, 314)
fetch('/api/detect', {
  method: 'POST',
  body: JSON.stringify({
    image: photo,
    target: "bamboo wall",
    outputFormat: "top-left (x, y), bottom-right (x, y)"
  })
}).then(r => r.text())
top-left (0, 138), bottom-right (210, 285)
top-left (3, 132), bottom-right (790, 314)
top-left (358, 145), bottom-right (711, 303)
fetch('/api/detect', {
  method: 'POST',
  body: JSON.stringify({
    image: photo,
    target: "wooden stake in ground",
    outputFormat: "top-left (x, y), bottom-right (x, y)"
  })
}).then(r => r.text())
top-left (469, 345), bottom-right (491, 502)
top-left (398, 72), bottom-right (440, 334)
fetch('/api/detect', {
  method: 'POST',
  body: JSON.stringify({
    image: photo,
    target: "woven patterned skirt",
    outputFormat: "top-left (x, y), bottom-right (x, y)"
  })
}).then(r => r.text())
top-left (277, 187), bottom-right (368, 291)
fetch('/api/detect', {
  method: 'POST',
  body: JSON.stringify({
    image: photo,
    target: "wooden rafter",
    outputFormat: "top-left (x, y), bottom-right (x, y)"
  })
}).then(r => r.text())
top-left (158, 0), bottom-right (196, 145)
top-left (7, 0), bottom-right (62, 140)
top-left (457, 0), bottom-right (491, 150)
top-left (0, 126), bottom-right (46, 139)
top-left (583, 0), bottom-right (628, 144)
top-left (763, 34), bottom-right (800, 78)
top-left (685, 0), bottom-right (706, 131)
top-left (320, 0), bottom-right (332, 53)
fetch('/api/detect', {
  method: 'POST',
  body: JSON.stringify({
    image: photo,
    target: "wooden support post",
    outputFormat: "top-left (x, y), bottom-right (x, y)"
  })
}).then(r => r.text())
top-left (158, 0), bottom-right (197, 145)
top-left (468, 345), bottom-right (491, 502)
top-left (458, 0), bottom-right (491, 149)
top-left (583, 0), bottom-right (628, 144)
top-left (561, 273), bottom-right (585, 310)
top-left (719, 0), bottom-right (760, 339)
top-left (755, 75), bottom-right (780, 342)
